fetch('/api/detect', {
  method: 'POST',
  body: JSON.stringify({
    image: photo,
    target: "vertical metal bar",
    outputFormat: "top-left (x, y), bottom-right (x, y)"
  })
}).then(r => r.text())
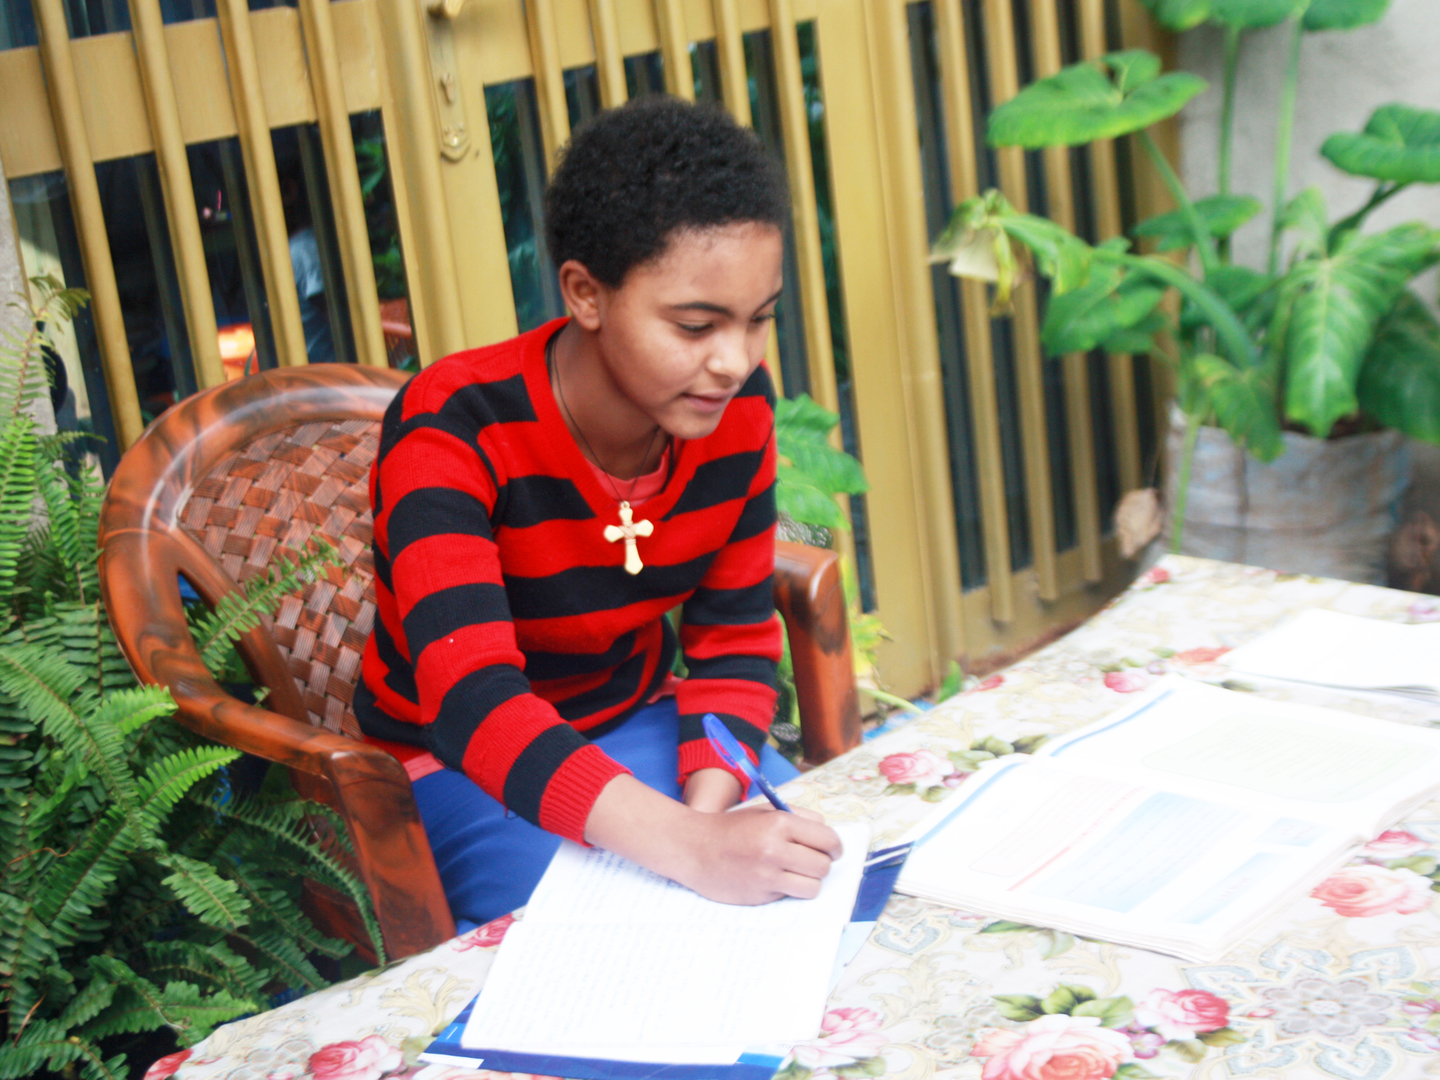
top-left (711, 0), bottom-right (752, 124)
top-left (298, 0), bottom-right (388, 368)
top-left (373, 0), bottom-right (467, 360)
top-left (30, 0), bottom-right (144, 446)
top-left (215, 0), bottom-right (308, 368)
top-left (981, 0), bottom-right (1058, 601)
top-left (766, 0), bottom-right (837, 416)
top-left (1078, 0), bottom-right (1142, 495)
top-left (655, 0), bottom-right (695, 100)
top-left (124, 0), bottom-right (224, 389)
top-left (587, 0), bottom-right (629, 109)
top-left (933, 0), bottom-right (1014, 622)
top-left (526, 0), bottom-right (572, 171)
top-left (1030, 0), bottom-right (1102, 582)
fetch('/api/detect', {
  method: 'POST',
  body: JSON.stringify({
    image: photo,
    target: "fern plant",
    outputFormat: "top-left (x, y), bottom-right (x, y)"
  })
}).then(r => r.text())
top-left (0, 278), bottom-right (378, 1080)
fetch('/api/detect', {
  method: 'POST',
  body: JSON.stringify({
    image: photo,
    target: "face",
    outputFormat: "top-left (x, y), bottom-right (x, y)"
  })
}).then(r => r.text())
top-left (579, 221), bottom-right (784, 442)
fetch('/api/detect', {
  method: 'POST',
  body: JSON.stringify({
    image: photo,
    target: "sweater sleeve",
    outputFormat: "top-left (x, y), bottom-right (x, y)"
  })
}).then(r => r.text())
top-left (673, 422), bottom-right (782, 793)
top-left (374, 394), bottom-right (630, 843)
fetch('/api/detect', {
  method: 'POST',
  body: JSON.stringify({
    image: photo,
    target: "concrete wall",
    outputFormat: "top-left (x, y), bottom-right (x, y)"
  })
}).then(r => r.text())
top-left (1177, 0), bottom-right (1440, 285)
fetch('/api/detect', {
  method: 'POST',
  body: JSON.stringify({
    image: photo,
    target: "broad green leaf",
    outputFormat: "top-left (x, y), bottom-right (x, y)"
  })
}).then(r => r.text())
top-left (1034, 928), bottom-right (1076, 958)
top-left (992, 994), bottom-right (1045, 1022)
top-left (1169, 1039), bottom-right (1208, 1063)
top-left (1041, 268), bottom-right (1165, 356)
top-left (776, 467), bottom-right (848, 531)
top-left (781, 439), bottom-right (869, 498)
top-left (1072, 995), bottom-right (1135, 1027)
top-left (1277, 186), bottom-right (1329, 261)
top-left (1134, 194), bottom-right (1263, 252)
top-left (1138, 0), bottom-right (1211, 30)
top-left (1208, 264), bottom-right (1273, 314)
top-left (1303, 0), bottom-right (1390, 30)
top-left (1001, 215), bottom-right (1094, 294)
top-left (1114, 1066), bottom-right (1160, 1080)
top-left (1209, 0), bottom-right (1305, 27)
top-left (1101, 311), bottom-right (1168, 354)
top-left (1041, 983), bottom-right (1097, 1014)
top-left (1278, 223), bottom-right (1440, 436)
top-left (979, 920), bottom-right (1042, 934)
top-left (988, 53), bottom-right (1206, 148)
top-left (1187, 353), bottom-right (1284, 460)
top-left (1357, 291), bottom-right (1440, 442)
top-left (1322, 103), bottom-right (1440, 184)
top-left (1198, 1026), bottom-right (1249, 1047)
top-left (775, 392), bottom-right (839, 438)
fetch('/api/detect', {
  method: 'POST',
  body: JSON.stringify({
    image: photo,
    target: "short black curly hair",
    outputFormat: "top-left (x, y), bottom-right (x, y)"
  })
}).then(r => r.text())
top-left (544, 96), bottom-right (790, 288)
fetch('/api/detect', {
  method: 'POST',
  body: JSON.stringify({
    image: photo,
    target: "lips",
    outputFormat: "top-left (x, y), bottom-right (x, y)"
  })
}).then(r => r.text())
top-left (682, 392), bottom-right (733, 413)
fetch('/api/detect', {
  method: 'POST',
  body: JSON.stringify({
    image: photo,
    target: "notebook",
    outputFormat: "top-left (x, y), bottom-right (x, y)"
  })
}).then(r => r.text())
top-left (422, 820), bottom-right (880, 1079)
top-left (894, 678), bottom-right (1440, 961)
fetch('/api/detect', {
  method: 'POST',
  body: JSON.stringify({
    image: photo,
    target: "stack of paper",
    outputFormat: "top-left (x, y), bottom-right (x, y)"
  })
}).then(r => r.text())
top-left (895, 678), bottom-right (1440, 962)
top-left (1223, 608), bottom-right (1440, 699)
top-left (424, 820), bottom-right (869, 1078)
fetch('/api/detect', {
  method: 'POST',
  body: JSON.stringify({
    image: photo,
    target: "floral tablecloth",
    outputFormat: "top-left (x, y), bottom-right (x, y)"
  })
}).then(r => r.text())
top-left (157, 557), bottom-right (1440, 1080)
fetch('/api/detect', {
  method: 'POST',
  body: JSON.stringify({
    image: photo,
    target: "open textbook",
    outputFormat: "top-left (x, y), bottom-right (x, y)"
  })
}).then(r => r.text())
top-left (895, 678), bottom-right (1440, 962)
top-left (1223, 608), bottom-right (1440, 700)
top-left (432, 820), bottom-right (870, 1077)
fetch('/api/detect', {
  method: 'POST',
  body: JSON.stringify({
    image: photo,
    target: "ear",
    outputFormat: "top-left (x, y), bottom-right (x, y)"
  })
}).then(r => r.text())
top-left (557, 259), bottom-right (606, 331)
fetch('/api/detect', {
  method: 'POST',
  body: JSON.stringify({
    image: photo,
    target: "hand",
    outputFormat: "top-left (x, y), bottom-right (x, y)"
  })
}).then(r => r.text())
top-left (683, 767), bottom-right (744, 812)
top-left (585, 775), bottom-right (843, 905)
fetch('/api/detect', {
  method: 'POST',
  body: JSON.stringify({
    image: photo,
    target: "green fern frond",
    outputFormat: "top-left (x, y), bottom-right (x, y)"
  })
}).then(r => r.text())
top-left (143, 938), bottom-right (270, 1001)
top-left (0, 416), bottom-right (38, 618)
top-left (31, 807), bottom-right (137, 953)
top-left (220, 858), bottom-right (350, 960)
top-left (134, 745), bottom-right (239, 829)
top-left (156, 852), bottom-right (250, 930)
top-left (0, 1019), bottom-right (88, 1080)
top-left (190, 541), bottom-right (339, 673)
top-left (88, 957), bottom-right (255, 1046)
top-left (91, 685), bottom-right (177, 740)
top-left (225, 924), bottom-right (328, 992)
top-left (196, 789), bottom-right (383, 962)
top-left (56, 969), bottom-right (117, 1030)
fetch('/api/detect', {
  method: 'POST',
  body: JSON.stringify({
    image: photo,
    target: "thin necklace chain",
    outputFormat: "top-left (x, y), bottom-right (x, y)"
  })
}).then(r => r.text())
top-left (549, 336), bottom-right (665, 506)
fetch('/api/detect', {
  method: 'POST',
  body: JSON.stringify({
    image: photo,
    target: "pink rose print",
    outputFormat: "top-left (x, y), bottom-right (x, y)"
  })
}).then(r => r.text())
top-left (792, 1007), bottom-right (887, 1069)
top-left (144, 1050), bottom-right (191, 1080)
top-left (453, 912), bottom-right (517, 950)
top-left (267, 1069), bottom-right (304, 1080)
top-left (1103, 670), bottom-right (1150, 693)
top-left (1362, 830), bottom-right (1428, 860)
top-left (307, 1035), bottom-right (403, 1080)
top-left (1131, 988), bottom-right (1230, 1041)
top-left (879, 750), bottom-right (951, 790)
top-left (972, 1014), bottom-right (1130, 1080)
top-left (1174, 646), bottom-right (1230, 665)
top-left (1311, 864), bottom-right (1434, 917)
top-left (1408, 599), bottom-right (1440, 623)
top-left (976, 674), bottom-right (1005, 692)
top-left (1402, 1027), bottom-right (1440, 1051)
top-left (1141, 567), bottom-right (1169, 585)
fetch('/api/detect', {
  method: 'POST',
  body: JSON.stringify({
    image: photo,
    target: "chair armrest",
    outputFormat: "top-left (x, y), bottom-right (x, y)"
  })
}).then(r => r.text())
top-left (99, 531), bottom-right (455, 959)
top-left (773, 541), bottom-right (862, 765)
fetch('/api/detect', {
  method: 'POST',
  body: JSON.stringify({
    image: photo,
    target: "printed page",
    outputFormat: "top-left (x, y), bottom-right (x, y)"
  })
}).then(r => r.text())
top-left (1224, 609), bottom-right (1440, 693)
top-left (461, 821), bottom-right (870, 1059)
top-left (1031, 678), bottom-right (1440, 833)
top-left (895, 757), bottom-right (1355, 960)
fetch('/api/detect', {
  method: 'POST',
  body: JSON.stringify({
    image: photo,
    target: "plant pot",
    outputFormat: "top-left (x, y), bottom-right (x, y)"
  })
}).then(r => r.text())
top-left (1162, 409), bottom-right (1410, 585)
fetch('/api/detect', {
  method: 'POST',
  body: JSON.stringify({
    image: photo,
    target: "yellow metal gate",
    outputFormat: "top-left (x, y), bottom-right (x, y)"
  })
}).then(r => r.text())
top-left (0, 0), bottom-right (1173, 697)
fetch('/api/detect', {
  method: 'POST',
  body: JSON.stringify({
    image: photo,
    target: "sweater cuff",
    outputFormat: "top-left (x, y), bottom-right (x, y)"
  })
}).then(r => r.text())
top-left (676, 740), bottom-right (752, 796)
top-left (535, 743), bottom-right (632, 845)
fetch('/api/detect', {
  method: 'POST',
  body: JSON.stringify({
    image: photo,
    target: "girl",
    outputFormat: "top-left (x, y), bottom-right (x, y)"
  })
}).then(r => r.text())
top-left (357, 96), bottom-right (841, 928)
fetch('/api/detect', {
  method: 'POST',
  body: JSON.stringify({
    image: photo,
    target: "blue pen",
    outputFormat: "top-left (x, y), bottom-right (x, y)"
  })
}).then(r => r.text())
top-left (702, 712), bottom-right (792, 812)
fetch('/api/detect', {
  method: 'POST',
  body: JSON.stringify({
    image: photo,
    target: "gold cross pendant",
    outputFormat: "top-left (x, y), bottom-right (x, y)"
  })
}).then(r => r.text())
top-left (603, 500), bottom-right (654, 575)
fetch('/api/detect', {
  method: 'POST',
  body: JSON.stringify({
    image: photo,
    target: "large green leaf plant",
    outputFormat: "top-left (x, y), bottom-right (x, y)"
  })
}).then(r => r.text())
top-left (932, 0), bottom-right (1440, 549)
top-left (0, 279), bottom-right (378, 1080)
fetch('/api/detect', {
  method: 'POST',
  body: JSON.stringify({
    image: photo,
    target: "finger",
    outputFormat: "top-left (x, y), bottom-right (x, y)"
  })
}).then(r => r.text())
top-left (779, 841), bottom-right (833, 882)
top-left (791, 806), bottom-right (825, 823)
top-left (785, 817), bottom-right (845, 859)
top-left (775, 869), bottom-right (825, 900)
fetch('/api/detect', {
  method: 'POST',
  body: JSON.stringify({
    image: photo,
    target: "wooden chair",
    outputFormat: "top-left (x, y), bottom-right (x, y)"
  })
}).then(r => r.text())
top-left (97, 364), bottom-right (862, 962)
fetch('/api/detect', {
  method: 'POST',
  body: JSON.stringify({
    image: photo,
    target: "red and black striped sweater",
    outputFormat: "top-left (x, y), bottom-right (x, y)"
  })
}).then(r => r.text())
top-left (356, 319), bottom-right (781, 844)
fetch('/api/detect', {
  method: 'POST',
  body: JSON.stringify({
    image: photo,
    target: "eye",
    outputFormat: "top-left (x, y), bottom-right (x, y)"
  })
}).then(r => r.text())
top-left (678, 322), bottom-right (711, 335)
top-left (753, 311), bottom-right (777, 326)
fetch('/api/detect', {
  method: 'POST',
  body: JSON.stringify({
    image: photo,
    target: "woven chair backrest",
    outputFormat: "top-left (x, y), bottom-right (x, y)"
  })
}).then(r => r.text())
top-left (176, 418), bottom-right (383, 740)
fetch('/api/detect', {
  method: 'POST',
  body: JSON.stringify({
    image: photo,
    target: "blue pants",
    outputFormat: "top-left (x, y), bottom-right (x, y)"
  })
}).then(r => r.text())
top-left (412, 698), bottom-right (800, 930)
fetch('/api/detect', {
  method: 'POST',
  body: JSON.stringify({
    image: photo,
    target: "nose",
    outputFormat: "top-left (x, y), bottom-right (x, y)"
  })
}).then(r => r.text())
top-left (706, 327), bottom-right (754, 385)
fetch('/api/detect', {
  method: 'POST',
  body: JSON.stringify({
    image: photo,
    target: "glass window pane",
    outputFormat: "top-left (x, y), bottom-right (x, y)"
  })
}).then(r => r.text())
top-left (485, 78), bottom-right (564, 332)
top-left (624, 51), bottom-right (666, 99)
top-left (8, 170), bottom-right (121, 474)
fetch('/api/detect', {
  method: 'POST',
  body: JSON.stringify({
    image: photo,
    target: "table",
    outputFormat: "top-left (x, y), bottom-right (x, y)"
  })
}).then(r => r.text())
top-left (155, 556), bottom-right (1440, 1080)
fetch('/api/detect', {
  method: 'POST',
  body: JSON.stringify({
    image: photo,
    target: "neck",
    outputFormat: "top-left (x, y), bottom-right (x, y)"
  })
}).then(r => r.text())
top-left (551, 322), bottom-right (667, 480)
